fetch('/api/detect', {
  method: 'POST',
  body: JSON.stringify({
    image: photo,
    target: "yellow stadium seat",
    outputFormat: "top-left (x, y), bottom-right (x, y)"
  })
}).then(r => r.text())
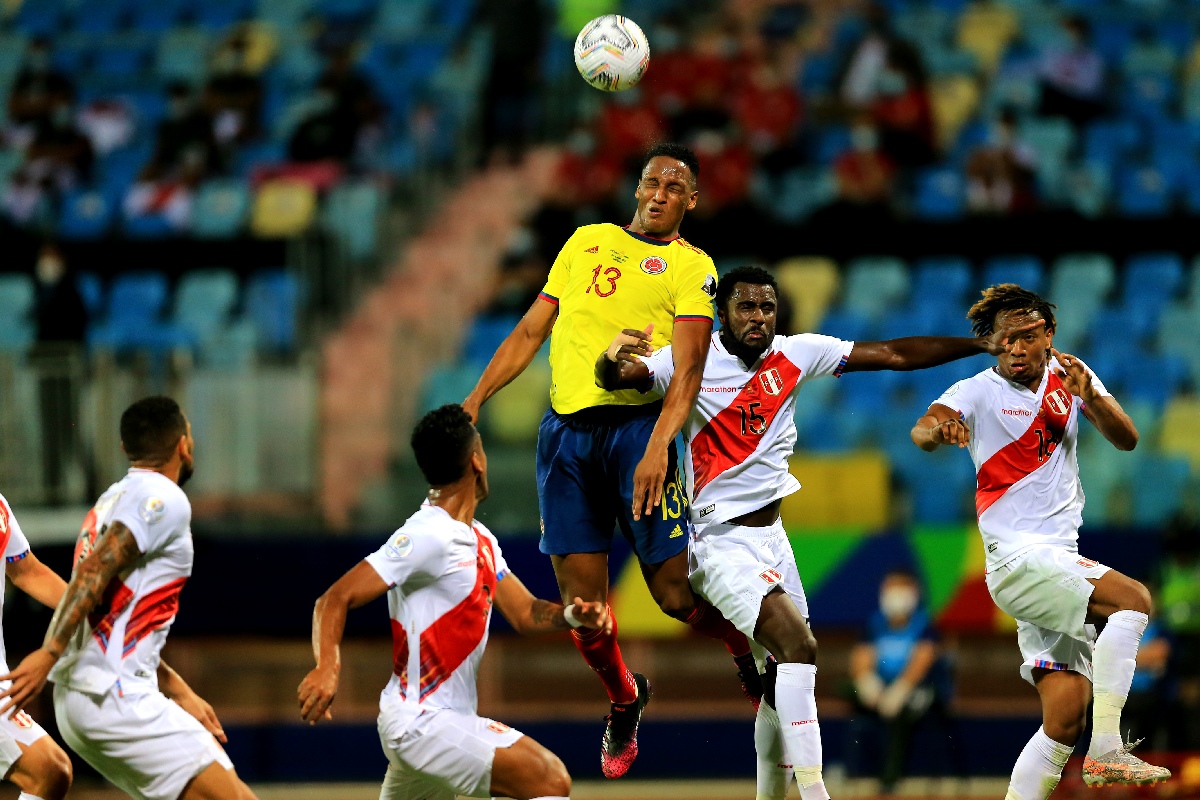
top-left (781, 452), bottom-right (891, 530)
top-left (931, 75), bottom-right (981, 150)
top-left (1159, 398), bottom-right (1200, 472)
top-left (774, 257), bottom-right (840, 333)
top-left (250, 180), bottom-right (317, 238)
top-left (485, 363), bottom-right (551, 445)
top-left (957, 1), bottom-right (1019, 74)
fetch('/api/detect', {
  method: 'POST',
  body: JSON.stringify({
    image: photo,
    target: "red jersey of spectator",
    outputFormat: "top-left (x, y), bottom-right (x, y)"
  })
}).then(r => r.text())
top-left (599, 100), bottom-right (667, 164)
top-left (732, 65), bottom-right (802, 151)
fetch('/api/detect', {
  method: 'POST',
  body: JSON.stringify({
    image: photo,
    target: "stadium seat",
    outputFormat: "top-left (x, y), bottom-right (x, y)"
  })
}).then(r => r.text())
top-left (982, 255), bottom-right (1044, 292)
top-left (1115, 166), bottom-right (1173, 217)
top-left (815, 309), bottom-right (874, 343)
top-left (250, 180), bottom-right (317, 238)
top-left (199, 319), bottom-right (257, 370)
top-left (373, 0), bottom-right (428, 37)
top-left (956, 0), bottom-right (1018, 73)
top-left (911, 257), bottom-right (974, 307)
top-left (839, 369), bottom-right (908, 413)
top-left (1160, 398), bottom-right (1200, 472)
top-left (842, 257), bottom-right (911, 320)
top-left (0, 34), bottom-right (28, 78)
top-left (1130, 456), bottom-right (1191, 527)
top-left (0, 274), bottom-right (36, 353)
top-left (1050, 303), bottom-right (1093, 353)
top-left (76, 272), bottom-right (105, 318)
top-left (1124, 252), bottom-right (1184, 307)
top-left (1124, 74), bottom-right (1177, 121)
top-left (420, 361), bottom-right (483, 416)
top-left (174, 269), bottom-right (239, 343)
top-left (1083, 119), bottom-right (1141, 168)
top-left (58, 189), bottom-right (116, 240)
top-left (122, 210), bottom-right (176, 239)
top-left (774, 257), bottom-right (840, 333)
top-left (156, 28), bottom-right (211, 83)
top-left (1064, 162), bottom-right (1112, 218)
top-left (930, 75), bottom-right (980, 148)
top-left (484, 363), bottom-right (551, 445)
top-left (773, 168), bottom-right (837, 223)
top-left (1121, 354), bottom-right (1190, 409)
top-left (1050, 253), bottom-right (1115, 310)
top-left (191, 179), bottom-right (250, 238)
top-left (1093, 21), bottom-right (1136, 64)
top-left (810, 127), bottom-right (851, 165)
top-left (323, 182), bottom-right (382, 260)
top-left (914, 168), bottom-right (966, 220)
top-left (130, 0), bottom-right (184, 31)
top-left (194, 0), bottom-right (250, 29)
top-left (1158, 304), bottom-right (1200, 380)
top-left (15, 3), bottom-right (64, 37)
top-left (104, 271), bottom-right (169, 326)
top-left (245, 269), bottom-right (301, 352)
top-left (463, 315), bottom-right (520, 366)
top-left (908, 455), bottom-right (978, 524)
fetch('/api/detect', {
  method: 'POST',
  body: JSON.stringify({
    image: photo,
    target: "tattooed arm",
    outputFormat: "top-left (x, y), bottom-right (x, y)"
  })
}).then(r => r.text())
top-left (493, 572), bottom-right (610, 635)
top-left (0, 521), bottom-right (142, 717)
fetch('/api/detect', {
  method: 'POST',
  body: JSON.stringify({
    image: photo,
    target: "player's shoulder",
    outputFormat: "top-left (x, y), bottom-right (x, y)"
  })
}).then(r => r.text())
top-left (671, 237), bottom-right (709, 258)
top-left (127, 472), bottom-right (190, 528)
top-left (571, 222), bottom-right (619, 243)
top-left (471, 519), bottom-right (502, 550)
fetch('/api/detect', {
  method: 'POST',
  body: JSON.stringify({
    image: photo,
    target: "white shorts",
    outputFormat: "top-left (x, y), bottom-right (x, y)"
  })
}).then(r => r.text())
top-left (0, 682), bottom-right (49, 777)
top-left (985, 546), bottom-right (1111, 685)
top-left (688, 519), bottom-right (809, 640)
top-left (53, 685), bottom-right (233, 800)
top-left (378, 707), bottom-right (524, 800)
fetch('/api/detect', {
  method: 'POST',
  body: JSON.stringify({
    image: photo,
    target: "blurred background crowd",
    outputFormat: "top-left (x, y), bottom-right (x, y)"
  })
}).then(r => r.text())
top-left (2, 0), bottom-right (1200, 791)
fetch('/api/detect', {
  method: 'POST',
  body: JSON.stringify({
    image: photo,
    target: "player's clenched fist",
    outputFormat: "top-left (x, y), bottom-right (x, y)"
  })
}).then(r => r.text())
top-left (297, 666), bottom-right (338, 725)
top-left (1051, 348), bottom-right (1097, 402)
top-left (606, 324), bottom-right (654, 364)
top-left (569, 596), bottom-right (612, 634)
top-left (931, 418), bottom-right (971, 448)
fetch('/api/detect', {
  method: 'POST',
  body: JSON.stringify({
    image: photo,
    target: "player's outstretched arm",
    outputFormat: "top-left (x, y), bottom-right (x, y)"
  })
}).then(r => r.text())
top-left (844, 319), bottom-right (1044, 373)
top-left (595, 325), bottom-right (654, 392)
top-left (494, 572), bottom-right (610, 636)
top-left (911, 403), bottom-right (971, 452)
top-left (159, 660), bottom-right (227, 743)
top-left (1054, 348), bottom-right (1138, 451)
top-left (632, 317), bottom-right (710, 520)
top-left (6, 551), bottom-right (67, 609)
top-left (0, 521), bottom-right (142, 718)
top-left (298, 560), bottom-right (390, 725)
top-left (462, 296), bottom-right (558, 422)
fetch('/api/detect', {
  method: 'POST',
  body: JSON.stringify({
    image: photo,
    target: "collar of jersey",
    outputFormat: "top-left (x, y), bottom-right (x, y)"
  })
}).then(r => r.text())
top-left (712, 330), bottom-right (774, 369)
top-left (621, 226), bottom-right (678, 246)
top-left (988, 364), bottom-right (1049, 395)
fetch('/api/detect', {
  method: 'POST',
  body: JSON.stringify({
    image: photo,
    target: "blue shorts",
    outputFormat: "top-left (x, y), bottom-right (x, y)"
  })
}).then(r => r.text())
top-left (536, 403), bottom-right (689, 565)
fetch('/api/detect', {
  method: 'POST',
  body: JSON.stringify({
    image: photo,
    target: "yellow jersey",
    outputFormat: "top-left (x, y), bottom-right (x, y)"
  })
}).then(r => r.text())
top-left (539, 223), bottom-right (718, 415)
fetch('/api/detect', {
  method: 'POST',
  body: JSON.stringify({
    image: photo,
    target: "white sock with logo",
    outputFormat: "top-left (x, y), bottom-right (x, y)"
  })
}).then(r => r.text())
top-left (775, 663), bottom-right (829, 800)
top-left (1006, 726), bottom-right (1074, 800)
top-left (1090, 609), bottom-right (1149, 756)
top-left (754, 698), bottom-right (793, 800)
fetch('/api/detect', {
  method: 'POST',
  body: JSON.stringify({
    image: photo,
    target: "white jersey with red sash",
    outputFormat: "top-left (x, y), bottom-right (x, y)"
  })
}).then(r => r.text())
top-left (366, 504), bottom-right (510, 735)
top-left (933, 359), bottom-right (1110, 570)
top-left (49, 469), bottom-right (193, 697)
top-left (642, 332), bottom-right (854, 528)
top-left (0, 493), bottom-right (33, 673)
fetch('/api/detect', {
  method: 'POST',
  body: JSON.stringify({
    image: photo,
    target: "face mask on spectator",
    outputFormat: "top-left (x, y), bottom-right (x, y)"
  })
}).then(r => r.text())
top-left (880, 586), bottom-right (919, 620)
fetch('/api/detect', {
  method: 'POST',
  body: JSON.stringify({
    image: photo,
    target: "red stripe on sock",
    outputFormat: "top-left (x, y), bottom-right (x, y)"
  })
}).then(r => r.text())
top-left (571, 608), bottom-right (638, 704)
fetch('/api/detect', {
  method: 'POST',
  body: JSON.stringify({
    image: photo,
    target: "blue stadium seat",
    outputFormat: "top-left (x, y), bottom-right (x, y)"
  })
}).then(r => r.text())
top-left (1093, 21), bottom-right (1135, 64)
top-left (773, 168), bottom-right (837, 223)
top-left (245, 269), bottom-right (301, 353)
top-left (122, 211), bottom-right (176, 239)
top-left (105, 271), bottom-right (169, 326)
top-left (58, 189), bottom-right (114, 240)
top-left (463, 315), bottom-right (520, 366)
top-left (911, 257), bottom-right (974, 306)
top-left (838, 369), bottom-right (908, 413)
top-left (51, 38), bottom-right (93, 74)
top-left (1049, 303), bottom-right (1094, 353)
top-left (1183, 164), bottom-right (1200, 214)
top-left (1124, 252), bottom-right (1184, 306)
top-left (1159, 304), bottom-right (1200, 380)
top-left (810, 127), bottom-right (851, 165)
top-left (76, 272), bottom-right (105, 318)
top-left (316, 0), bottom-right (378, 22)
top-left (73, 3), bottom-right (127, 34)
top-left (1121, 354), bottom-right (1189, 409)
top-left (0, 274), bottom-right (36, 353)
top-left (982, 255), bottom-right (1044, 292)
top-left (194, 0), bottom-right (250, 29)
top-left (323, 182), bottom-right (382, 259)
top-left (1115, 166), bottom-right (1173, 217)
top-left (1090, 304), bottom-right (1159, 347)
top-left (15, 2), bottom-right (65, 37)
top-left (130, 0), bottom-right (184, 32)
top-left (374, 0), bottom-right (427, 36)
top-left (1083, 119), bottom-right (1140, 168)
top-left (842, 257), bottom-right (911, 319)
top-left (94, 43), bottom-right (150, 78)
top-left (421, 361), bottom-right (484, 415)
top-left (816, 310), bottom-right (874, 342)
top-left (156, 28), bottom-right (211, 83)
top-left (908, 456), bottom-right (977, 524)
top-left (191, 180), bottom-right (250, 238)
top-left (1123, 74), bottom-right (1177, 121)
top-left (88, 320), bottom-right (195, 355)
top-left (174, 269), bottom-right (239, 343)
top-left (1050, 253), bottom-right (1115, 309)
top-left (1131, 456), bottom-right (1191, 527)
top-left (914, 168), bottom-right (965, 220)
top-left (878, 306), bottom-right (964, 339)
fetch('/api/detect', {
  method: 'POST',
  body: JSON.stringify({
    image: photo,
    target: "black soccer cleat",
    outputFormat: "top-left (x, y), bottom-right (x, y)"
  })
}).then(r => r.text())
top-left (600, 672), bottom-right (652, 779)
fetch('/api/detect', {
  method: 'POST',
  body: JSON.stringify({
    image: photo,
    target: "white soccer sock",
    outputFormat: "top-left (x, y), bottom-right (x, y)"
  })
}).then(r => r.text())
top-left (775, 663), bottom-right (829, 800)
top-left (1006, 726), bottom-right (1073, 800)
top-left (754, 698), bottom-right (794, 800)
top-left (1090, 609), bottom-right (1149, 756)
top-left (18, 793), bottom-right (48, 800)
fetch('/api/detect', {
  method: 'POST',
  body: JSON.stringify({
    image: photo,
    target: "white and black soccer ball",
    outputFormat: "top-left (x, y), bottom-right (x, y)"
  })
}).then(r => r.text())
top-left (573, 15), bottom-right (650, 92)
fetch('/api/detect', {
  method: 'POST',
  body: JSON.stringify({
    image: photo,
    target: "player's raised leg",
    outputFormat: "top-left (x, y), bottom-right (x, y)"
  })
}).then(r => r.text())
top-left (1082, 570), bottom-right (1169, 786)
top-left (178, 761), bottom-right (258, 800)
top-left (4, 734), bottom-right (73, 800)
top-left (1005, 669), bottom-right (1087, 800)
top-left (489, 735), bottom-right (572, 800)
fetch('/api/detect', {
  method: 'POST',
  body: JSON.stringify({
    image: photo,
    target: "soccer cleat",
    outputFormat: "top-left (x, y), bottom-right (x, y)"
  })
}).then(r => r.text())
top-left (600, 672), bottom-right (652, 779)
top-left (1081, 739), bottom-right (1171, 787)
top-left (734, 652), bottom-right (763, 712)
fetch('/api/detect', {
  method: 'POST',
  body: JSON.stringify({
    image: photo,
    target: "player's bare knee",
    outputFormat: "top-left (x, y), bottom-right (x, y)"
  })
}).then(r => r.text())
top-left (34, 753), bottom-right (72, 800)
top-left (1128, 580), bottom-right (1152, 615)
top-left (655, 588), bottom-right (695, 621)
top-left (539, 751), bottom-right (571, 798)
top-left (777, 633), bottom-right (817, 664)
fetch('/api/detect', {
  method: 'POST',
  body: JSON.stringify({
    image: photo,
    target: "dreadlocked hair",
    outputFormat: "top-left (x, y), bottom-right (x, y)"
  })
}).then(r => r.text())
top-left (967, 283), bottom-right (1057, 337)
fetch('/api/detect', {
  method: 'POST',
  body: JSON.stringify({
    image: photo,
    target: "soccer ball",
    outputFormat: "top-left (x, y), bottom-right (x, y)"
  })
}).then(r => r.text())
top-left (573, 15), bottom-right (650, 92)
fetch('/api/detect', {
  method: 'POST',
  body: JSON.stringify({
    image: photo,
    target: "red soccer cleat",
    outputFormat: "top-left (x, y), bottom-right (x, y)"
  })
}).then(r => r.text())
top-left (600, 672), bottom-right (652, 779)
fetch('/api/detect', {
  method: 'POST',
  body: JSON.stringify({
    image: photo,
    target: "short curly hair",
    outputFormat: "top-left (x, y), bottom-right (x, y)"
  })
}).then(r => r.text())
top-left (715, 266), bottom-right (778, 314)
top-left (640, 143), bottom-right (700, 185)
top-left (411, 404), bottom-right (478, 485)
top-left (121, 396), bottom-right (186, 464)
top-left (967, 283), bottom-right (1057, 337)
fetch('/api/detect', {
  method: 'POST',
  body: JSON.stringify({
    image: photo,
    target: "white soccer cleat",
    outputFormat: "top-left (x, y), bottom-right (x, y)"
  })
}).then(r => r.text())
top-left (1081, 738), bottom-right (1171, 787)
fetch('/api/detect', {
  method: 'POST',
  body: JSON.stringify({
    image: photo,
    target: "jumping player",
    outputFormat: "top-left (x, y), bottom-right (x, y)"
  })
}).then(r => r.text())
top-left (910, 284), bottom-right (1170, 798)
top-left (0, 397), bottom-right (257, 800)
top-left (462, 143), bottom-right (756, 777)
top-left (298, 404), bottom-right (608, 800)
top-left (599, 266), bottom-right (1036, 800)
top-left (0, 493), bottom-right (73, 800)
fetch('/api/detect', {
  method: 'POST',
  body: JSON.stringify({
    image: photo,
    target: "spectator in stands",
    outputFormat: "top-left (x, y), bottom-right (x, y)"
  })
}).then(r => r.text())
top-left (1124, 600), bottom-right (1172, 750)
top-left (479, 0), bottom-right (544, 164)
top-left (598, 89), bottom-right (667, 169)
top-left (485, 227), bottom-right (548, 317)
top-left (3, 97), bottom-right (93, 226)
top-left (31, 241), bottom-right (87, 506)
top-left (143, 82), bottom-right (221, 181)
top-left (687, 130), bottom-right (752, 218)
top-left (814, 116), bottom-right (895, 225)
top-left (871, 42), bottom-right (936, 168)
top-left (1038, 15), bottom-right (1107, 126)
top-left (5, 38), bottom-right (74, 151)
top-left (290, 49), bottom-right (384, 164)
top-left (965, 109), bottom-right (1037, 214)
top-left (667, 28), bottom-right (735, 142)
top-left (204, 32), bottom-right (263, 146)
top-left (840, 3), bottom-right (894, 107)
top-left (847, 569), bottom-right (943, 793)
top-left (731, 59), bottom-right (804, 171)
top-left (1160, 516), bottom-right (1200, 748)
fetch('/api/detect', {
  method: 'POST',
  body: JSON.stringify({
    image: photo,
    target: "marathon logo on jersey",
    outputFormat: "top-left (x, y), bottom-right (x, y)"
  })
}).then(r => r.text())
top-left (1077, 557), bottom-right (1098, 568)
top-left (1002, 407), bottom-right (1034, 417)
top-left (790, 719), bottom-right (817, 726)
top-left (1045, 388), bottom-right (1072, 417)
top-left (139, 497), bottom-right (166, 524)
top-left (702, 273), bottom-right (717, 297)
top-left (759, 368), bottom-right (785, 396)
top-left (698, 504), bottom-right (716, 518)
top-left (760, 568), bottom-right (782, 585)
top-left (585, 245), bottom-right (599, 253)
top-left (488, 721), bottom-right (511, 733)
top-left (640, 255), bottom-right (668, 275)
top-left (385, 533), bottom-right (414, 559)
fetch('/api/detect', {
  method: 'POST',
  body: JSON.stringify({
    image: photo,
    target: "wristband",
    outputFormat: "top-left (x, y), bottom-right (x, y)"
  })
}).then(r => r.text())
top-left (563, 603), bottom-right (585, 629)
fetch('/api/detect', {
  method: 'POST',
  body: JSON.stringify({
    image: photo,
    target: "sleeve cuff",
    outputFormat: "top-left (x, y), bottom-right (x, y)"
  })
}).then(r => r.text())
top-left (674, 314), bottom-right (712, 322)
top-left (538, 292), bottom-right (559, 305)
top-left (5, 550), bottom-right (29, 563)
top-left (832, 346), bottom-right (854, 378)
